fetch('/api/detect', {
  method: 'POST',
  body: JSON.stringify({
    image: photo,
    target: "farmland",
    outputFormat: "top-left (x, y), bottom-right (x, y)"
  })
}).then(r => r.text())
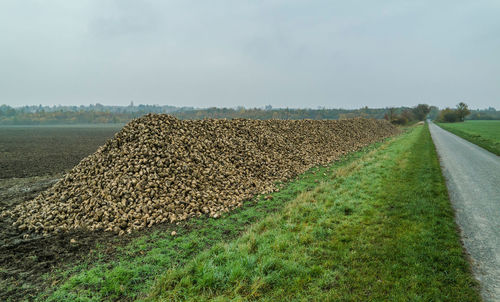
top-left (437, 120), bottom-right (500, 155)
top-left (0, 125), bottom-right (123, 179)
top-left (4, 116), bottom-right (397, 237)
top-left (0, 120), bottom-right (480, 301)
top-left (0, 125), bottom-right (122, 300)
top-left (0, 118), bottom-right (396, 300)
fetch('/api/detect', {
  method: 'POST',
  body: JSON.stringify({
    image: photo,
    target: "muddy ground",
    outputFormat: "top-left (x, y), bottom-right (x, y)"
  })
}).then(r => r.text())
top-left (0, 175), bottom-right (215, 301)
top-left (0, 175), bottom-right (171, 301)
top-left (0, 125), bottom-right (122, 179)
top-left (0, 125), bottom-right (125, 301)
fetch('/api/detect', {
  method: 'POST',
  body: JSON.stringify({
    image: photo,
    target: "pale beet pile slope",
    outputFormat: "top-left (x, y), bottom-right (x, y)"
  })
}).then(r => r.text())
top-left (3, 115), bottom-right (399, 235)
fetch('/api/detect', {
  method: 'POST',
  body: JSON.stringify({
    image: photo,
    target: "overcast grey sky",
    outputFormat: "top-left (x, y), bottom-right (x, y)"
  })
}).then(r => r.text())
top-left (1, 0), bottom-right (499, 109)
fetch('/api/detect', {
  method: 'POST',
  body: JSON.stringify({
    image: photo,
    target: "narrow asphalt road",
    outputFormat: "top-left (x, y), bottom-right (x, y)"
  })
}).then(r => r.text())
top-left (429, 122), bottom-right (500, 301)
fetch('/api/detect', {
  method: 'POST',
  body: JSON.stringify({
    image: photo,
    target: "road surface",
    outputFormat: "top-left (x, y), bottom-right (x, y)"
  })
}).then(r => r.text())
top-left (429, 122), bottom-right (500, 301)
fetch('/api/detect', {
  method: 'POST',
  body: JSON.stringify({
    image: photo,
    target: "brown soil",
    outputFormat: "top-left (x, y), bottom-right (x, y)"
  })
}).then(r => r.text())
top-left (0, 176), bottom-right (176, 301)
top-left (0, 125), bottom-right (122, 301)
top-left (0, 125), bottom-right (121, 179)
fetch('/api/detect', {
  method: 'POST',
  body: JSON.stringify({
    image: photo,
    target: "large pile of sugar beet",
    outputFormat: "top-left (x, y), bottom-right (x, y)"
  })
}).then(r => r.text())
top-left (3, 115), bottom-right (398, 236)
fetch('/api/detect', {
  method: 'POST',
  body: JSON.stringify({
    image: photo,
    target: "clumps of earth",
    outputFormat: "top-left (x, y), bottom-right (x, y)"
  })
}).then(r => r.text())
top-left (2, 115), bottom-right (398, 236)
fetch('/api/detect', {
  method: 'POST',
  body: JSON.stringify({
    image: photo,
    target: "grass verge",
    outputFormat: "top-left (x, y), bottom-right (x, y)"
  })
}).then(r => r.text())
top-left (149, 125), bottom-right (480, 301)
top-left (437, 120), bottom-right (500, 155)
top-left (41, 135), bottom-right (383, 301)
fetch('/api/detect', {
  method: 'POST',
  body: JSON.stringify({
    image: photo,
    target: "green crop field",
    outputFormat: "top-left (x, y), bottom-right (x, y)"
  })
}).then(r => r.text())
top-left (37, 125), bottom-right (479, 301)
top-left (437, 120), bottom-right (500, 155)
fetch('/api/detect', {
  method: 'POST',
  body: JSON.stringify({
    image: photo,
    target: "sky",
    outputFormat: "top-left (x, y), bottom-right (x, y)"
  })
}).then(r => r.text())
top-left (0, 1), bottom-right (499, 109)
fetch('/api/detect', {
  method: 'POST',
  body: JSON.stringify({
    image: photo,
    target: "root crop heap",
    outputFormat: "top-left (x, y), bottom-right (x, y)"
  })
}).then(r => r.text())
top-left (4, 115), bottom-right (398, 235)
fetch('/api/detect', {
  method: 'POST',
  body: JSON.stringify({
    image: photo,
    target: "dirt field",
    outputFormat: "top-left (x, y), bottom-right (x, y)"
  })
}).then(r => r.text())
top-left (0, 125), bottom-right (122, 179)
top-left (0, 173), bottom-right (187, 301)
top-left (0, 125), bottom-right (122, 300)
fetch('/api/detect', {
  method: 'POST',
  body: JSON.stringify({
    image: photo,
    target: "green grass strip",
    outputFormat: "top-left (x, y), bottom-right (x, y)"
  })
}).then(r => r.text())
top-left (42, 134), bottom-right (381, 301)
top-left (149, 125), bottom-right (480, 301)
top-left (437, 120), bottom-right (500, 155)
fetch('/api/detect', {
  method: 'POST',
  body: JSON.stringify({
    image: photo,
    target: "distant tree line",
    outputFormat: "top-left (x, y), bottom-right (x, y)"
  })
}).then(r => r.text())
top-left (435, 102), bottom-right (471, 123)
top-left (0, 103), bottom-right (497, 125)
top-left (383, 104), bottom-right (431, 125)
top-left (385, 102), bottom-right (499, 124)
top-left (173, 106), bottom-right (389, 120)
top-left (466, 107), bottom-right (500, 120)
top-left (0, 102), bottom-right (184, 114)
top-left (0, 104), bottom-right (391, 125)
top-left (0, 103), bottom-right (192, 125)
